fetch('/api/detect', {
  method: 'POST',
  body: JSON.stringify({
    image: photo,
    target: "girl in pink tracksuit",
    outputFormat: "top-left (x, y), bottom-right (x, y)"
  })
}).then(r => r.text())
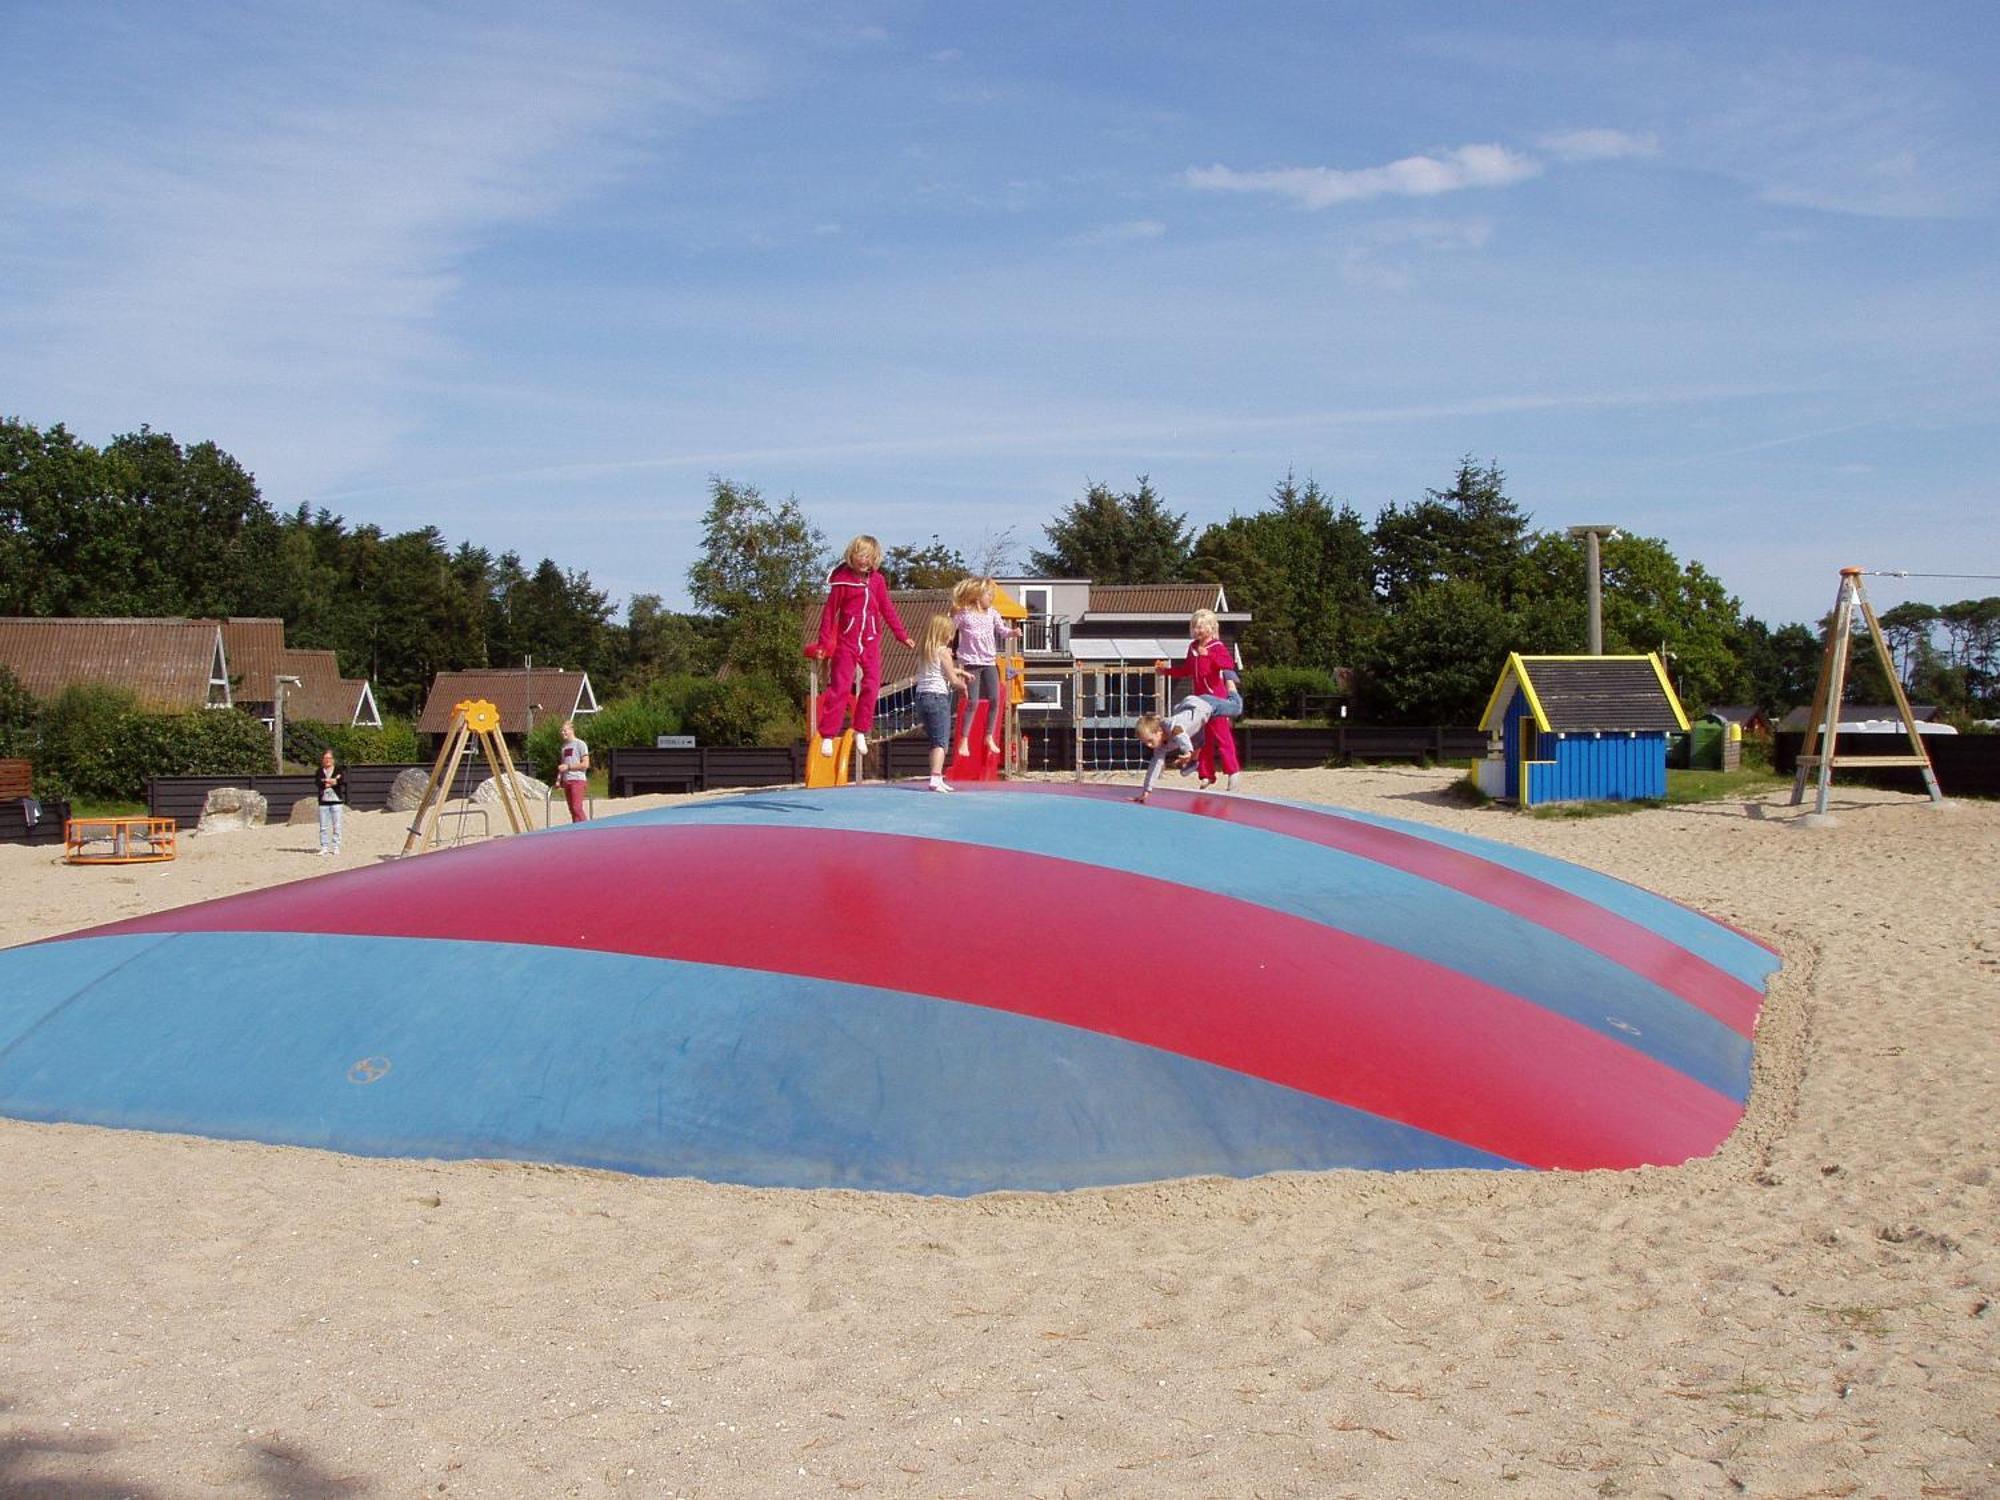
top-left (1157, 608), bottom-right (1243, 789)
top-left (808, 535), bottom-right (914, 758)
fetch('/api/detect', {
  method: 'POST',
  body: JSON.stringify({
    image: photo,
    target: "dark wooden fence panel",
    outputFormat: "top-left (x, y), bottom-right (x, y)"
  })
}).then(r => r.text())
top-left (1774, 731), bottom-right (2000, 798)
top-left (698, 747), bottom-right (803, 788)
top-left (147, 762), bottom-right (482, 821)
top-left (0, 796), bottom-right (69, 846)
top-left (605, 748), bottom-right (703, 796)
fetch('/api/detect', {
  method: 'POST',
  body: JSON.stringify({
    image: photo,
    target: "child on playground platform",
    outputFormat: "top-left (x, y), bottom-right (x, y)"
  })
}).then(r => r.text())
top-left (807, 535), bottom-right (915, 760)
top-left (1156, 607), bottom-right (1242, 790)
top-left (913, 613), bottom-right (971, 792)
top-left (1132, 698), bottom-right (1215, 803)
top-left (951, 576), bottom-right (1016, 758)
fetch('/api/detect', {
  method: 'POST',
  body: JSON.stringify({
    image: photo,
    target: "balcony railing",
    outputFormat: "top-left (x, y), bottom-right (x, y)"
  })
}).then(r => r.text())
top-left (1018, 615), bottom-right (1070, 654)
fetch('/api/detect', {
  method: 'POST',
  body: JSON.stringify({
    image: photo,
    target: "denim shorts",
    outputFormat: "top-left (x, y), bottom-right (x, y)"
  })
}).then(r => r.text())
top-left (915, 691), bottom-right (954, 749)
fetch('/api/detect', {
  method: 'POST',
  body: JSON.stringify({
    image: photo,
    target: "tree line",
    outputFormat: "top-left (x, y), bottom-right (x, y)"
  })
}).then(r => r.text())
top-left (6, 415), bottom-right (1994, 733)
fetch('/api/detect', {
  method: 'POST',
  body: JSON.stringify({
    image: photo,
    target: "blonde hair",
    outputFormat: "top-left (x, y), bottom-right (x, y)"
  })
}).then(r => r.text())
top-left (843, 535), bottom-right (882, 572)
top-left (950, 576), bottom-right (985, 609)
top-left (1134, 711), bottom-right (1166, 740)
top-left (920, 612), bottom-right (956, 660)
top-left (1190, 607), bottom-right (1219, 637)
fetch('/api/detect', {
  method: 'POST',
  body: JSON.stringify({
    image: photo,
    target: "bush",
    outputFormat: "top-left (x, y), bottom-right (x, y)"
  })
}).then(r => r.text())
top-left (34, 683), bottom-right (270, 799)
top-left (0, 664), bottom-right (35, 758)
top-left (286, 715), bottom-right (421, 767)
top-left (680, 675), bottom-right (797, 747)
top-left (1240, 666), bottom-right (1341, 720)
top-left (524, 679), bottom-right (689, 779)
top-left (523, 673), bottom-right (796, 776)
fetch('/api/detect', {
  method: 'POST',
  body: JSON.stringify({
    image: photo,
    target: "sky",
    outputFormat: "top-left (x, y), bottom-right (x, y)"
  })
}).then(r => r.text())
top-left (3, 0), bottom-right (1997, 629)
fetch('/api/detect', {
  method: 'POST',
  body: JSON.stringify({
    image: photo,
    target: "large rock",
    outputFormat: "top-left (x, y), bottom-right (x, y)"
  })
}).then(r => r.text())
top-left (197, 786), bottom-right (267, 834)
top-left (473, 772), bottom-right (550, 809)
top-left (288, 797), bottom-right (320, 826)
top-left (386, 767), bottom-right (433, 813)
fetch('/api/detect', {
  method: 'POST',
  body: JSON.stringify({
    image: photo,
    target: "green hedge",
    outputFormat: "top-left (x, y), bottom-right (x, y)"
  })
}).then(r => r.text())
top-left (1240, 666), bottom-right (1342, 720)
top-left (523, 673), bottom-right (798, 778)
top-left (28, 683), bottom-right (271, 801)
top-left (285, 715), bottom-right (421, 766)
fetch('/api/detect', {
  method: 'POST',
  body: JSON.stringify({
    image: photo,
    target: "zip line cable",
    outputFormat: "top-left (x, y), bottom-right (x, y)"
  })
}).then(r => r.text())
top-left (1866, 570), bottom-right (2000, 581)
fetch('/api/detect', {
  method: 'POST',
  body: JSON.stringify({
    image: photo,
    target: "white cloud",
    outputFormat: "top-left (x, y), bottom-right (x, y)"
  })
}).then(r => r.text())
top-left (0, 4), bottom-right (754, 497)
top-left (1186, 144), bottom-right (1540, 208)
top-left (1540, 128), bottom-right (1660, 162)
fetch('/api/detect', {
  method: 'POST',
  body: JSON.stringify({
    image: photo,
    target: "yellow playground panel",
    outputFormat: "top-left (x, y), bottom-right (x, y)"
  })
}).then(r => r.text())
top-left (66, 816), bottom-right (178, 865)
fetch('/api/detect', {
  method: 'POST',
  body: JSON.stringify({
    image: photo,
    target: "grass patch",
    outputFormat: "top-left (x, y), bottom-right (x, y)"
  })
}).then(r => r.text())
top-left (1527, 767), bottom-right (1788, 818)
top-left (1663, 768), bottom-right (1787, 804)
top-left (65, 796), bottom-right (149, 819)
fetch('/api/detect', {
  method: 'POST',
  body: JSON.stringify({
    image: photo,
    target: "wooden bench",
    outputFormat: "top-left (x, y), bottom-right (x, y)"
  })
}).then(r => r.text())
top-left (607, 747), bottom-right (703, 797)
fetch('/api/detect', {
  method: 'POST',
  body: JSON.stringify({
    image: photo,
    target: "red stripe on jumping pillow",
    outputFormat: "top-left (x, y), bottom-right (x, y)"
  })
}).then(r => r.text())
top-left (76, 825), bottom-right (1741, 1170)
top-left (951, 780), bottom-right (1768, 1036)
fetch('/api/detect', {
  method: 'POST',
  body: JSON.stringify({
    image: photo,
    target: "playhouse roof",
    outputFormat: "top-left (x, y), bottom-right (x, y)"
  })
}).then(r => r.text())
top-left (1479, 654), bottom-right (1690, 735)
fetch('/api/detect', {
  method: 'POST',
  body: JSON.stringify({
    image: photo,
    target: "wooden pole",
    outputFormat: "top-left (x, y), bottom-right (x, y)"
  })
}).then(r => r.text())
top-left (1071, 662), bottom-right (1083, 782)
top-left (1858, 589), bottom-right (1946, 805)
top-left (401, 717), bottom-right (469, 856)
top-left (1790, 573), bottom-right (1849, 808)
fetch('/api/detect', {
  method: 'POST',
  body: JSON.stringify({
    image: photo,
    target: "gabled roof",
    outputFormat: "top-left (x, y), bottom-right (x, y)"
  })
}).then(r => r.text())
top-left (418, 669), bottom-right (597, 734)
top-left (1775, 703), bottom-right (1943, 733)
top-left (0, 617), bottom-right (231, 711)
top-left (1480, 654), bottom-right (1689, 734)
top-left (278, 649), bottom-right (380, 728)
top-left (1084, 583), bottom-right (1229, 617)
top-left (1703, 705), bottom-right (1767, 726)
top-left (219, 618), bottom-right (288, 700)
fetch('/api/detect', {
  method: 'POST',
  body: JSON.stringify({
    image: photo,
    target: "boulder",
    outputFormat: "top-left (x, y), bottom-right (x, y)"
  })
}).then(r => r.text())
top-left (197, 786), bottom-right (267, 834)
top-left (288, 797), bottom-right (320, 826)
top-left (386, 767), bottom-right (433, 813)
top-left (473, 772), bottom-right (550, 809)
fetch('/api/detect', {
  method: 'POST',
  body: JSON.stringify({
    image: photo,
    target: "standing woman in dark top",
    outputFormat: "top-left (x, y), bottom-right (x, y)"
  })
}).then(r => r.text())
top-left (314, 749), bottom-right (347, 857)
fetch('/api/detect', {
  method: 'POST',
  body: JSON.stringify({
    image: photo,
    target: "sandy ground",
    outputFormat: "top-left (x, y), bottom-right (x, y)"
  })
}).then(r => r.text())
top-left (1, 769), bottom-right (1995, 1499)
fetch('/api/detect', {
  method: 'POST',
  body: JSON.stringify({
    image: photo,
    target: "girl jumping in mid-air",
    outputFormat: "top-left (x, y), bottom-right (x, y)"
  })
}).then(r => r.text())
top-left (913, 613), bottom-right (971, 792)
top-left (1132, 697), bottom-right (1216, 803)
top-left (951, 576), bottom-right (1017, 758)
top-left (1156, 607), bottom-right (1243, 790)
top-left (807, 535), bottom-right (915, 760)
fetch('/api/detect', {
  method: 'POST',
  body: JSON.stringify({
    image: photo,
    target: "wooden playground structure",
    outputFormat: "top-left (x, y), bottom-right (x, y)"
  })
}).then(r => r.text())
top-left (399, 698), bottom-right (539, 855)
top-left (1790, 567), bottom-right (1946, 817)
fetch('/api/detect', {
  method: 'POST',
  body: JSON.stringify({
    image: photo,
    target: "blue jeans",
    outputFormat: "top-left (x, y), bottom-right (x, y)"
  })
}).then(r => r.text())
top-left (1200, 691), bottom-right (1243, 719)
top-left (915, 692), bottom-right (954, 750)
top-left (317, 801), bottom-right (343, 851)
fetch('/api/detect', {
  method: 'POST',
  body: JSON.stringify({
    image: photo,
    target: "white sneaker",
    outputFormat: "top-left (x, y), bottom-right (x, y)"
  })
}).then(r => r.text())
top-left (820, 738), bottom-right (835, 757)
top-left (854, 733), bottom-right (868, 757)
top-left (928, 775), bottom-right (953, 793)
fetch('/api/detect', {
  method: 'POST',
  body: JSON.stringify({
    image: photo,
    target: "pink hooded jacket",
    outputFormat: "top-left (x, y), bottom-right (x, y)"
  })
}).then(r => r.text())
top-left (811, 564), bottom-right (911, 657)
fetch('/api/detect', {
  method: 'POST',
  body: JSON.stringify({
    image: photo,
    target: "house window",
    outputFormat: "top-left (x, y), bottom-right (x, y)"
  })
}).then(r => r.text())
top-left (1018, 680), bottom-right (1062, 711)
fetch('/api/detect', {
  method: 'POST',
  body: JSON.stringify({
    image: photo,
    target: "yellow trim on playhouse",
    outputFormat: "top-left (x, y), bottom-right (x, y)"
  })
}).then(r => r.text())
top-left (1476, 653), bottom-right (1689, 735)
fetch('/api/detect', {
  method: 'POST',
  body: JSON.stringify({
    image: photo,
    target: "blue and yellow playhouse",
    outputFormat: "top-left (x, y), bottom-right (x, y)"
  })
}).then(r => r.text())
top-left (1477, 653), bottom-right (1689, 808)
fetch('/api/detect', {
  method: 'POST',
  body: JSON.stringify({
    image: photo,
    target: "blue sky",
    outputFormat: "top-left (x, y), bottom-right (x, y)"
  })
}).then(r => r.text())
top-left (3, 1), bottom-right (1996, 629)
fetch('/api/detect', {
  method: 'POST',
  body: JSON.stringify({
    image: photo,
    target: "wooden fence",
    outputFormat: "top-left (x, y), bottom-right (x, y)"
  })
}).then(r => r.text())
top-left (137, 723), bottom-right (1497, 823)
top-left (146, 762), bottom-right (484, 823)
top-left (1773, 731), bottom-right (2000, 799)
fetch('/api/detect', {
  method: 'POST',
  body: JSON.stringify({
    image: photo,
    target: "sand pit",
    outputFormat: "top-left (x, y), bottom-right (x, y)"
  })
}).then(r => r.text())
top-left (1, 768), bottom-right (1994, 1496)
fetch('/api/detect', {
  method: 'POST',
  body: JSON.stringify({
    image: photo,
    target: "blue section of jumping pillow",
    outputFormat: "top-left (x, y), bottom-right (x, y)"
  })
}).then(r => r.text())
top-left (0, 932), bottom-right (1522, 1192)
top-left (1289, 798), bottom-right (1781, 989)
top-left (577, 785), bottom-right (1755, 1101)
